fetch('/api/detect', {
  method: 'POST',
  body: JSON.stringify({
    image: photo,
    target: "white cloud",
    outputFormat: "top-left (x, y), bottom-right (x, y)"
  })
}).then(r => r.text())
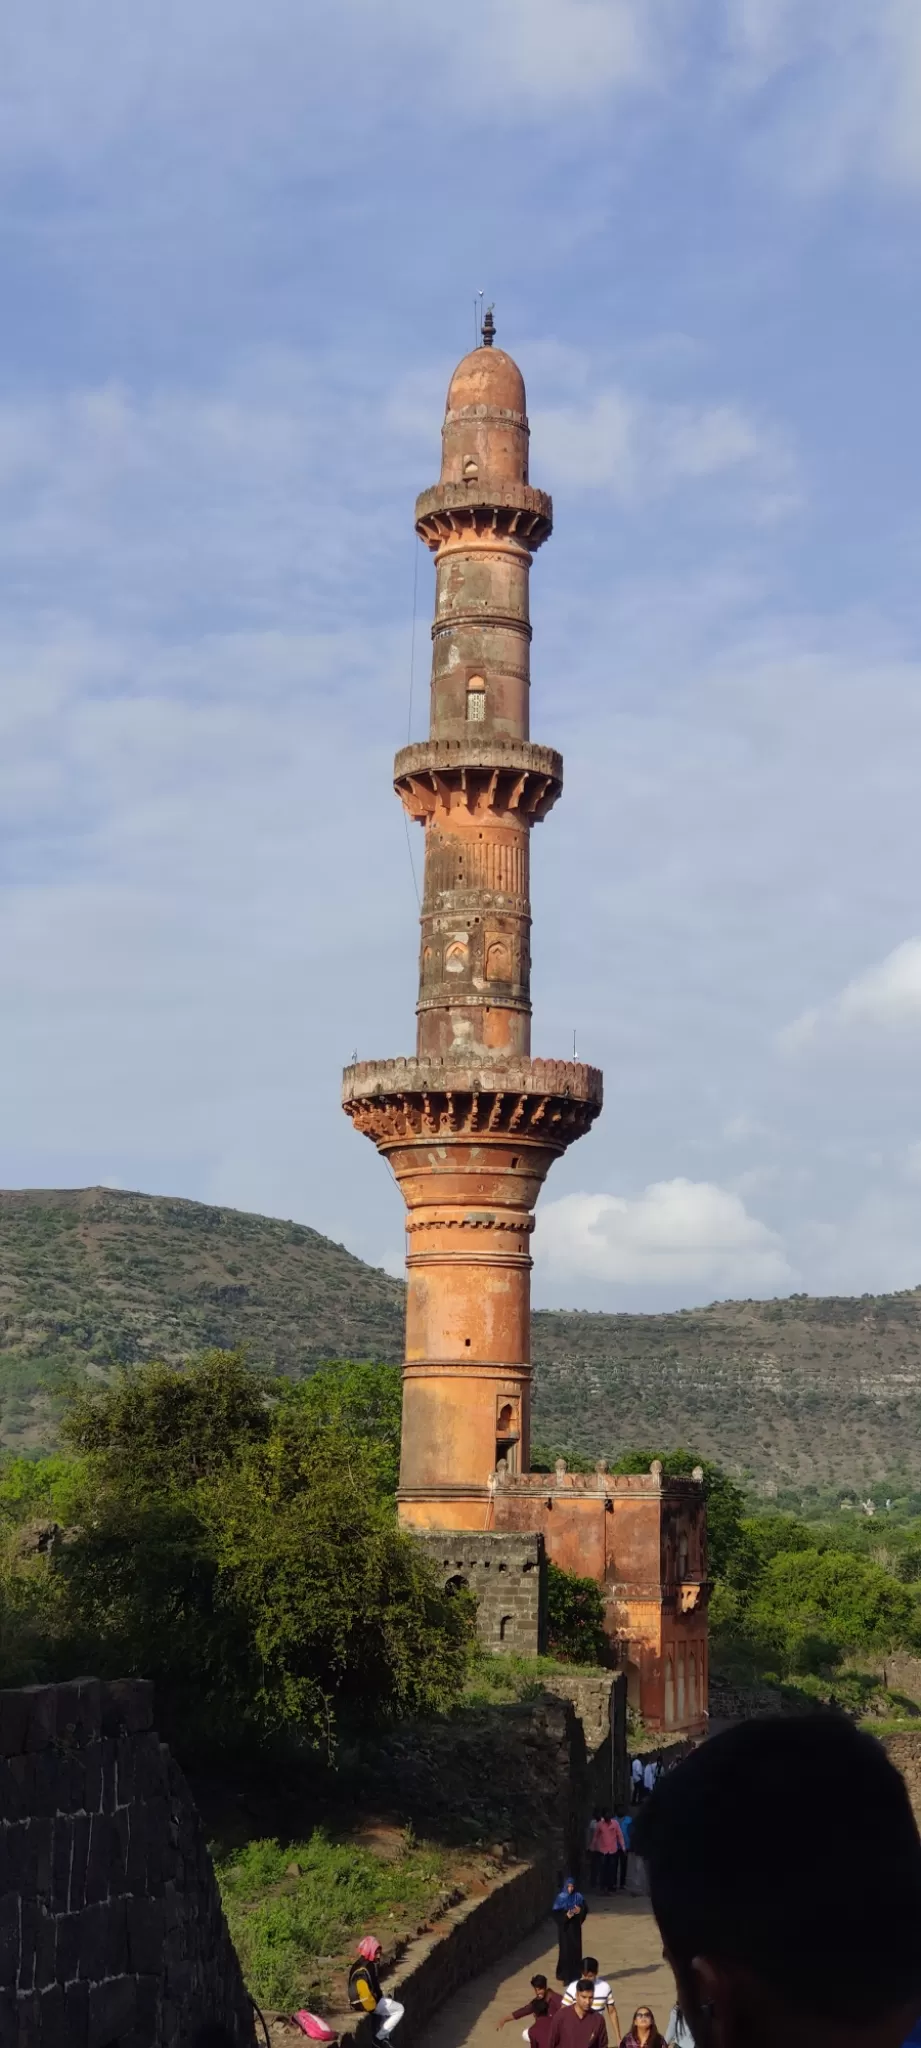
top-left (533, 1178), bottom-right (794, 1294)
top-left (0, 0), bottom-right (675, 175)
top-left (721, 0), bottom-right (921, 191)
top-left (534, 387), bottom-right (794, 508)
top-left (405, 0), bottom-right (667, 108)
top-left (0, 0), bottom-right (920, 194)
top-left (782, 938), bottom-right (921, 1052)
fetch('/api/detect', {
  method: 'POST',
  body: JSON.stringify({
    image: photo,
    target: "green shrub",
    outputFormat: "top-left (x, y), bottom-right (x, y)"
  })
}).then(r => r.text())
top-left (545, 1562), bottom-right (608, 1665)
top-left (13, 1352), bottom-right (474, 1754)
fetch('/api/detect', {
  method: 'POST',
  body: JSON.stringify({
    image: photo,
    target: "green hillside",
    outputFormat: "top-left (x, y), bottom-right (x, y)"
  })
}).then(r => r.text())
top-left (2, 1186), bottom-right (921, 1492)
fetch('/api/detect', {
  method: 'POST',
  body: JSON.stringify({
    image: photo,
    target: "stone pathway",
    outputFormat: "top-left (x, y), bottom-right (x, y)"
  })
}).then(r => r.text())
top-left (417, 1895), bottom-right (676, 2048)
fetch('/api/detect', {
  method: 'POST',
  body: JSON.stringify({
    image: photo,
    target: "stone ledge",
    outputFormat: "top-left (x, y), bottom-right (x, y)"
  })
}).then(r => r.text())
top-left (342, 1057), bottom-right (603, 1107)
top-left (343, 1849), bottom-right (559, 2048)
top-left (0, 1679), bottom-right (154, 1757)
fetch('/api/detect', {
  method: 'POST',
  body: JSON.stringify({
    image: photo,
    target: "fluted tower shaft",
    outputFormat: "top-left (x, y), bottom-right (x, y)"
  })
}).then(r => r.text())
top-left (343, 329), bottom-right (602, 1528)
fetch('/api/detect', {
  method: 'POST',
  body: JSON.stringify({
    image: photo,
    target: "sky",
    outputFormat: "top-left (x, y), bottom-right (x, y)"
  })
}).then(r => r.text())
top-left (3, 2), bottom-right (921, 1310)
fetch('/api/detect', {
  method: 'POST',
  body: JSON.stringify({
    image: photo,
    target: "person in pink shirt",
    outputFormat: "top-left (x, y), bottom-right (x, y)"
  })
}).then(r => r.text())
top-left (592, 1812), bottom-right (626, 1895)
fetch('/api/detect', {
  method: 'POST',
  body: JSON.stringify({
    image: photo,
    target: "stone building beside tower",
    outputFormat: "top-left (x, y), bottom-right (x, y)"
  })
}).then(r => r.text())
top-left (343, 318), bottom-right (708, 1733)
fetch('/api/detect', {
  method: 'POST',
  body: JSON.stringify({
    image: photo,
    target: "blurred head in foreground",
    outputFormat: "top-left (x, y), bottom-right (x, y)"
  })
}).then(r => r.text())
top-left (632, 1715), bottom-right (921, 2048)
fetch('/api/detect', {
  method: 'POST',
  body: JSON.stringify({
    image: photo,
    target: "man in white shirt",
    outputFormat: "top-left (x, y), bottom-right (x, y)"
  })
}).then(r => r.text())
top-left (562, 1960), bottom-right (620, 2039)
top-left (631, 1757), bottom-right (643, 1804)
top-left (643, 1758), bottom-right (658, 1797)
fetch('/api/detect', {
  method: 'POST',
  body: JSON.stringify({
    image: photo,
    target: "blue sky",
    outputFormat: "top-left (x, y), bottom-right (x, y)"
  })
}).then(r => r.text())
top-left (4, 2), bottom-right (921, 1309)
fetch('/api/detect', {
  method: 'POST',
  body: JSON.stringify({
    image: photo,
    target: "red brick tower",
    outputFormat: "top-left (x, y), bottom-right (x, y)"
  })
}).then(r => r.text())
top-left (343, 318), bottom-right (603, 1528)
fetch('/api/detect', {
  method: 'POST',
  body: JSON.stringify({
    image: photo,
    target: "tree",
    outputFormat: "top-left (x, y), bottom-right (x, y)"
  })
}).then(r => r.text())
top-left (287, 1361), bottom-right (402, 1495)
top-left (545, 1562), bottom-right (608, 1665)
top-left (51, 1352), bottom-right (473, 1753)
top-left (612, 1448), bottom-right (755, 1587)
top-left (62, 1349), bottom-right (274, 1493)
top-left (741, 1512), bottom-right (814, 1568)
top-left (748, 1548), bottom-right (919, 1673)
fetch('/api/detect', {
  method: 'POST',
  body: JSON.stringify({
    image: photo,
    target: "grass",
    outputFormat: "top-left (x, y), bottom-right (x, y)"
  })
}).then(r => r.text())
top-left (215, 1827), bottom-right (454, 2014)
top-left (460, 1651), bottom-right (604, 1707)
top-left (859, 1717), bottom-right (921, 1736)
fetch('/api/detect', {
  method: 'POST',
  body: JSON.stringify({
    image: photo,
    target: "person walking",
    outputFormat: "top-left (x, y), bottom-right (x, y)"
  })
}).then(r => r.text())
top-left (631, 1758), bottom-right (643, 1805)
top-left (348, 1938), bottom-right (404, 2043)
top-left (548, 1981), bottom-right (608, 2048)
top-left (591, 1811), bottom-right (625, 1894)
top-left (613, 1811), bottom-right (631, 1893)
top-left (620, 2010), bottom-right (665, 2048)
top-left (586, 1806), bottom-right (604, 1889)
top-left (552, 1877), bottom-right (588, 1985)
top-left (562, 1958), bottom-right (620, 2039)
top-left (642, 1758), bottom-right (658, 1800)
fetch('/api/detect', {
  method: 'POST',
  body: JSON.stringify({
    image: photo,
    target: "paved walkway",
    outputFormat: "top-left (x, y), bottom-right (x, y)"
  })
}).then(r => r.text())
top-left (418, 1894), bottom-right (676, 2048)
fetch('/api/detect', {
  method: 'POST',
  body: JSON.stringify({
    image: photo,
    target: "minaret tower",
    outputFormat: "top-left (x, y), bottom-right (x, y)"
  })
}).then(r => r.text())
top-left (343, 316), bottom-right (602, 1530)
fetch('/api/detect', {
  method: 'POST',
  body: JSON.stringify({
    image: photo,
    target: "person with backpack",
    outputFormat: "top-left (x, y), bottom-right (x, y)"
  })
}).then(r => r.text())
top-left (348, 1937), bottom-right (404, 2042)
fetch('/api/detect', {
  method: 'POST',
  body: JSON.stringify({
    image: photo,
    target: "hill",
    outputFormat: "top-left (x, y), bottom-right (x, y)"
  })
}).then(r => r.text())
top-left (2, 1186), bottom-right (921, 1492)
top-left (0, 1185), bottom-right (404, 1446)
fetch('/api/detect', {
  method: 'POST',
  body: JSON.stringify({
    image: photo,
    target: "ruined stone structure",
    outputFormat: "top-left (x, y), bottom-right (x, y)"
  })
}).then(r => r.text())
top-left (0, 1677), bottom-right (253, 2046)
top-left (414, 1531), bottom-right (544, 1656)
top-left (343, 318), bottom-right (708, 1732)
top-left (492, 1463), bottom-right (709, 1731)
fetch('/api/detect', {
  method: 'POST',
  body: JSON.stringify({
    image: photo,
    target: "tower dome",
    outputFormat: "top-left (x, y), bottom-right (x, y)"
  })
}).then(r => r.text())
top-left (445, 345), bottom-right (527, 422)
top-left (440, 335), bottom-right (530, 490)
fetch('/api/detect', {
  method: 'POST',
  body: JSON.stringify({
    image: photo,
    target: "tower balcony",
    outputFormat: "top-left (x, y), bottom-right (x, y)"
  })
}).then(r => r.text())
top-left (341, 1055), bottom-right (602, 1153)
top-left (415, 481), bottom-right (553, 553)
top-left (394, 738), bottom-right (562, 823)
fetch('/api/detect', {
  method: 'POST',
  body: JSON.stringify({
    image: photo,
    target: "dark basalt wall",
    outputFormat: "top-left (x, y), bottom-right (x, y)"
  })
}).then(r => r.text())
top-left (0, 1677), bottom-right (254, 2047)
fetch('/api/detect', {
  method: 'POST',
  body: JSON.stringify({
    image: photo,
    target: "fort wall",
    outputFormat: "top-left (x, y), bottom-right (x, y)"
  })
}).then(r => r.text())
top-left (0, 1678), bottom-right (253, 2047)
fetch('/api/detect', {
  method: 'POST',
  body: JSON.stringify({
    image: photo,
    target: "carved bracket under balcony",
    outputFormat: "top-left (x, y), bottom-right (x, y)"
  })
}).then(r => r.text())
top-left (394, 739), bottom-right (563, 824)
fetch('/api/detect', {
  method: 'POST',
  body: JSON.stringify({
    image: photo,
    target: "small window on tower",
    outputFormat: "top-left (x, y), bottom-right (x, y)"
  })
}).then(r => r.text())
top-left (467, 677), bottom-right (486, 722)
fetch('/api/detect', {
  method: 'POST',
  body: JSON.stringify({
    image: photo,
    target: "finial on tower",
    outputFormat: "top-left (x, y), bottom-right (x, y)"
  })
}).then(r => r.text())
top-left (481, 305), bottom-right (496, 348)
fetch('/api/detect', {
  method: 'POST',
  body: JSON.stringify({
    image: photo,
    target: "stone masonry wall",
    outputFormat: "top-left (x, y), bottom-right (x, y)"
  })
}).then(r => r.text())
top-left (539, 1672), bottom-right (630, 1814)
top-left (0, 1678), bottom-right (254, 2048)
top-left (345, 1850), bottom-right (559, 2048)
top-left (415, 1532), bottom-right (543, 1654)
top-left (884, 1732), bottom-right (921, 1830)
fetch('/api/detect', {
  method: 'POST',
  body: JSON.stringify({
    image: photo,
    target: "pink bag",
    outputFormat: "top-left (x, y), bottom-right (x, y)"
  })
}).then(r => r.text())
top-left (292, 2014), bottom-right (338, 2042)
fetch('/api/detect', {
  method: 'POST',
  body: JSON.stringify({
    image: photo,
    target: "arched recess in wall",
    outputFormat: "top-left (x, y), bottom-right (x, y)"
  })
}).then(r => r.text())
top-left (676, 1645), bottom-right (686, 1724)
top-left (664, 1653), bottom-right (675, 1729)
top-left (445, 1574), bottom-right (469, 1596)
top-left (689, 1647), bottom-right (698, 1720)
top-left (485, 937), bottom-right (512, 981)
top-left (499, 1615), bottom-right (515, 1642)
